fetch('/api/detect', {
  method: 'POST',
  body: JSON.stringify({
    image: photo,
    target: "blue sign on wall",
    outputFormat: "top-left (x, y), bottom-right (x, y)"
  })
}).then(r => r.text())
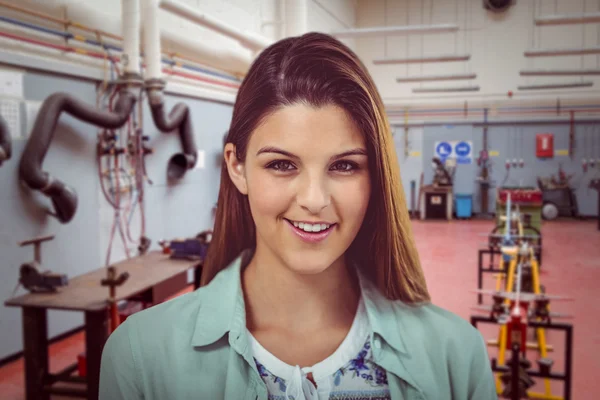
top-left (455, 141), bottom-right (472, 164)
top-left (435, 141), bottom-right (452, 159)
top-left (455, 141), bottom-right (471, 157)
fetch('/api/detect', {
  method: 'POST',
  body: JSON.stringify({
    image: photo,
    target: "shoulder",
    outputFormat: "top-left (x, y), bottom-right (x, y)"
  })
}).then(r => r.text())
top-left (123, 290), bottom-right (202, 337)
top-left (100, 286), bottom-right (235, 399)
top-left (389, 300), bottom-right (483, 354)
top-left (102, 290), bottom-right (204, 368)
top-left (385, 301), bottom-right (496, 399)
top-left (394, 301), bottom-right (478, 337)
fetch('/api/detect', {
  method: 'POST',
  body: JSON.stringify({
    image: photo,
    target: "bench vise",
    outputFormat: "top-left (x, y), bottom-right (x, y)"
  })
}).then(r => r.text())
top-left (18, 235), bottom-right (68, 293)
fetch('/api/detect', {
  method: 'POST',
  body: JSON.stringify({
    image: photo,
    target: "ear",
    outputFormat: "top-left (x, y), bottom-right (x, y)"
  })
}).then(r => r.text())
top-left (224, 143), bottom-right (248, 195)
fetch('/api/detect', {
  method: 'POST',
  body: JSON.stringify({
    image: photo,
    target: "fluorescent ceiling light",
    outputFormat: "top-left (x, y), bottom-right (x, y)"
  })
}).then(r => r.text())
top-left (518, 82), bottom-right (594, 90)
top-left (331, 24), bottom-right (458, 38)
top-left (525, 47), bottom-right (600, 57)
top-left (397, 73), bottom-right (476, 83)
top-left (520, 69), bottom-right (600, 76)
top-left (535, 12), bottom-right (600, 26)
top-left (374, 54), bottom-right (470, 64)
top-left (412, 85), bottom-right (480, 93)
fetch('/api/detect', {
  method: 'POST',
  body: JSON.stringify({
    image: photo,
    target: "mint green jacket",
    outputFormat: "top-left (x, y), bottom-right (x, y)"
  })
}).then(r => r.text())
top-left (99, 253), bottom-right (497, 400)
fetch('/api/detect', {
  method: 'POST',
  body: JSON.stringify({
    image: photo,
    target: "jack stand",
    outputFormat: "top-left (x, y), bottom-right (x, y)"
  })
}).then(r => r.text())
top-left (16, 235), bottom-right (68, 293)
top-left (500, 342), bottom-right (534, 400)
top-left (101, 266), bottom-right (129, 333)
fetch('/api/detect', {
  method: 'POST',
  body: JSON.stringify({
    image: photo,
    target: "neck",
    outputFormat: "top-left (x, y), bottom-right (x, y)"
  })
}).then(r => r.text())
top-left (242, 246), bottom-right (360, 334)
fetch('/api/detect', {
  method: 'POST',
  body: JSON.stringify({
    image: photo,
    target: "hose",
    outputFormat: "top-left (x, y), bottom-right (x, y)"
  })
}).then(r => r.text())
top-left (149, 99), bottom-right (197, 180)
top-left (0, 114), bottom-right (11, 166)
top-left (19, 90), bottom-right (136, 223)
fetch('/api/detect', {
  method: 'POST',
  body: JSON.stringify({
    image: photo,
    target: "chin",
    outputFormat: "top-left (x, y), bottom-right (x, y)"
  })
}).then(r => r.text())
top-left (280, 249), bottom-right (343, 276)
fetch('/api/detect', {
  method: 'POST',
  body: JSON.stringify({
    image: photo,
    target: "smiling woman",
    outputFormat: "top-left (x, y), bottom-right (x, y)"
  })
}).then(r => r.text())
top-left (99, 32), bottom-right (497, 400)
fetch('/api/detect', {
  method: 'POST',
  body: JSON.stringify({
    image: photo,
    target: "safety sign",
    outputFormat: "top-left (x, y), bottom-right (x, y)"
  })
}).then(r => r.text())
top-left (434, 140), bottom-right (473, 164)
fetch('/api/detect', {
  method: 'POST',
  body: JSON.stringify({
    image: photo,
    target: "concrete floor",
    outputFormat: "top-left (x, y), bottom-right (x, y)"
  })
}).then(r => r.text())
top-left (0, 219), bottom-right (598, 399)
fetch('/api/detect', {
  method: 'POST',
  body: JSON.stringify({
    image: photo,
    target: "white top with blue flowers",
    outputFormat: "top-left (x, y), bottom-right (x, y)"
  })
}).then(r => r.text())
top-left (247, 296), bottom-right (391, 400)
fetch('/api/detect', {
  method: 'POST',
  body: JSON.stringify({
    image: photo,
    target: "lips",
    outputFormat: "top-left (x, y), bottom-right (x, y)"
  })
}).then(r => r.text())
top-left (284, 219), bottom-right (336, 243)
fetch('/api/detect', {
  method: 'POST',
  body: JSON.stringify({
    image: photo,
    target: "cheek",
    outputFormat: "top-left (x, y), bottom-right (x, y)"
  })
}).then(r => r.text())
top-left (334, 175), bottom-right (371, 223)
top-left (246, 171), bottom-right (291, 220)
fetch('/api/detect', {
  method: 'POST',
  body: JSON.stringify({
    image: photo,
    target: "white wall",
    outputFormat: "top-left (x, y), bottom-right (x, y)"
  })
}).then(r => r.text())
top-left (356, 0), bottom-right (600, 107)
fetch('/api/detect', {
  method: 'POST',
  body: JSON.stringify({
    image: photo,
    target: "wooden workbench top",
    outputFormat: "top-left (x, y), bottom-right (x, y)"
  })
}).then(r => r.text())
top-left (4, 251), bottom-right (198, 312)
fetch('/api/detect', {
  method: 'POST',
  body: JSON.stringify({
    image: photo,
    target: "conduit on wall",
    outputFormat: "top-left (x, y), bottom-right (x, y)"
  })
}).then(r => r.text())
top-left (18, 91), bottom-right (138, 223)
top-left (17, 0), bottom-right (142, 224)
top-left (144, 0), bottom-right (197, 180)
top-left (0, 114), bottom-right (11, 166)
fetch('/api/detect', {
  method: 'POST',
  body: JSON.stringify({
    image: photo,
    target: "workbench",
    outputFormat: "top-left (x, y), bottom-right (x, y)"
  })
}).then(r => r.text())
top-left (4, 251), bottom-right (199, 400)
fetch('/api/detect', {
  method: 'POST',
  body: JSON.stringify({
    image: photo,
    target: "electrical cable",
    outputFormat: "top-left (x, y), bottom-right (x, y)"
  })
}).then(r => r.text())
top-left (0, 14), bottom-right (241, 83)
top-left (0, 30), bottom-right (239, 89)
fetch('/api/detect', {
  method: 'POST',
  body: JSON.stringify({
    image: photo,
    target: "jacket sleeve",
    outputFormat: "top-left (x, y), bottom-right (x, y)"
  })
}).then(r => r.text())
top-left (468, 329), bottom-right (498, 400)
top-left (99, 319), bottom-right (144, 400)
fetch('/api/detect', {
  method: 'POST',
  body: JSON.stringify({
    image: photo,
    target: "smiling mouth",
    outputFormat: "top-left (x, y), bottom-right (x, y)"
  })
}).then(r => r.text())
top-left (284, 219), bottom-right (336, 233)
top-left (283, 219), bottom-right (337, 243)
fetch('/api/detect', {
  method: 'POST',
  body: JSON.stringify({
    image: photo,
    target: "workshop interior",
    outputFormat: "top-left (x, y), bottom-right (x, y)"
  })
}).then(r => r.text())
top-left (0, 0), bottom-right (599, 399)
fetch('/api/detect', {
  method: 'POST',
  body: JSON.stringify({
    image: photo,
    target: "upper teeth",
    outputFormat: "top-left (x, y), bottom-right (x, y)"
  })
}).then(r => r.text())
top-left (292, 221), bottom-right (331, 232)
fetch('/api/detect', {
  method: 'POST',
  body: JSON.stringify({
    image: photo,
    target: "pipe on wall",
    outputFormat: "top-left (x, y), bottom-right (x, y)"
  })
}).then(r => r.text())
top-left (19, 91), bottom-right (137, 223)
top-left (158, 0), bottom-right (272, 51)
top-left (0, 0), bottom-right (253, 78)
top-left (285, 0), bottom-right (308, 37)
top-left (18, 0), bottom-right (141, 224)
top-left (0, 114), bottom-right (11, 166)
top-left (144, 0), bottom-right (197, 180)
top-left (391, 118), bottom-right (600, 128)
top-left (122, 0), bottom-right (141, 75)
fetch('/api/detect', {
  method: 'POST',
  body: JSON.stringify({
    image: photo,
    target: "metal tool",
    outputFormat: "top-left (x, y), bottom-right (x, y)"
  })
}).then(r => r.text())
top-left (15, 235), bottom-right (68, 293)
top-left (101, 266), bottom-right (129, 333)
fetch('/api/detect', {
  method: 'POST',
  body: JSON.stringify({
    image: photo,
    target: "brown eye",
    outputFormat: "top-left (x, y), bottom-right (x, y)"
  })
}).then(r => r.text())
top-left (267, 160), bottom-right (295, 171)
top-left (330, 161), bottom-right (358, 172)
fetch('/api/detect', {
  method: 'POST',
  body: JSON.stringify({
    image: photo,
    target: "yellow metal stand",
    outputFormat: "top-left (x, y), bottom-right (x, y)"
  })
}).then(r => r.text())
top-left (490, 245), bottom-right (562, 400)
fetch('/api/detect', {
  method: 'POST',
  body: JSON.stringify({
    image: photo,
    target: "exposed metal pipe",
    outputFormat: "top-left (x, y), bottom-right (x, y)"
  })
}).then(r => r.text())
top-left (525, 46), bottom-right (600, 57)
top-left (17, 0), bottom-right (142, 223)
top-left (122, 0), bottom-right (141, 75)
top-left (0, 0), bottom-right (121, 41)
top-left (520, 69), bottom-right (600, 76)
top-left (535, 12), bottom-right (600, 26)
top-left (158, 0), bottom-right (272, 51)
top-left (145, 0), bottom-right (197, 180)
top-left (0, 13), bottom-right (242, 84)
top-left (0, 114), bottom-right (11, 166)
top-left (18, 90), bottom-right (137, 223)
top-left (413, 85), bottom-right (480, 93)
top-left (331, 24), bottom-right (459, 38)
top-left (390, 118), bottom-right (600, 128)
top-left (374, 54), bottom-right (471, 64)
top-left (285, 0), bottom-right (308, 37)
top-left (0, 0), bottom-right (250, 78)
top-left (518, 82), bottom-right (594, 90)
top-left (397, 73), bottom-right (476, 83)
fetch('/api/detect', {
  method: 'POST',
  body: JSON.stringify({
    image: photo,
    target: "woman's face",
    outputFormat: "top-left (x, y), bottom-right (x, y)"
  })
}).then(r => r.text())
top-left (225, 103), bottom-right (371, 275)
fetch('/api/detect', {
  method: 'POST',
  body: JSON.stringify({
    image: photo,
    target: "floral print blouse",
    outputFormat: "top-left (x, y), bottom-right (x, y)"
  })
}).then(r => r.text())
top-left (248, 297), bottom-right (391, 400)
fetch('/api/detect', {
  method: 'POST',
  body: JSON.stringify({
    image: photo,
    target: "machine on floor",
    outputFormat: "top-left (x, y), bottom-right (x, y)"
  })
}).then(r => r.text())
top-left (472, 194), bottom-right (574, 400)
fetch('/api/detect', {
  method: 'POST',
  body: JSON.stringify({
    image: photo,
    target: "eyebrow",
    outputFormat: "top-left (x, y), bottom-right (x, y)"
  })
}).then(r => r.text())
top-left (256, 146), bottom-right (367, 160)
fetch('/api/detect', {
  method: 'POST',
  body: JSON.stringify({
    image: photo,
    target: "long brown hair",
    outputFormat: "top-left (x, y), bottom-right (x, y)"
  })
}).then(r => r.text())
top-left (201, 32), bottom-right (430, 304)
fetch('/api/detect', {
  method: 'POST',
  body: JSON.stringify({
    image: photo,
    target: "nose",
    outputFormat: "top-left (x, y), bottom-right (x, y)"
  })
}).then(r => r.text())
top-left (296, 172), bottom-right (331, 214)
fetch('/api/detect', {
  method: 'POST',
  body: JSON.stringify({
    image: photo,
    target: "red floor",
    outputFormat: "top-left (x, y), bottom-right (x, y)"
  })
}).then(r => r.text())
top-left (0, 219), bottom-right (598, 399)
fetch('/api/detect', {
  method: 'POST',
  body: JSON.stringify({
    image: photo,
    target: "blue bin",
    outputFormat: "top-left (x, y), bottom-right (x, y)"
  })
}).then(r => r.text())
top-left (455, 194), bottom-right (473, 218)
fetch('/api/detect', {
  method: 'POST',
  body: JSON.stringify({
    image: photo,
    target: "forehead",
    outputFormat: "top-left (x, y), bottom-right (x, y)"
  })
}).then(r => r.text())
top-left (248, 103), bottom-right (364, 153)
